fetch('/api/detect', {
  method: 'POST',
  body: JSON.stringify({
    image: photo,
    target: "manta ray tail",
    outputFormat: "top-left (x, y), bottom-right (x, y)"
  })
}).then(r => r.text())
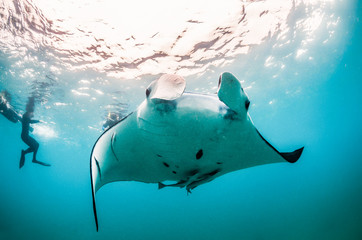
top-left (280, 147), bottom-right (304, 163)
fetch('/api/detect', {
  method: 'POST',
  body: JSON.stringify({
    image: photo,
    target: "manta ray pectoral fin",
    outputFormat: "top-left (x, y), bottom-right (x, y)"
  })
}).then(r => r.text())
top-left (146, 74), bottom-right (186, 101)
top-left (90, 156), bottom-right (99, 231)
top-left (280, 147), bottom-right (304, 163)
top-left (89, 112), bottom-right (137, 231)
top-left (256, 129), bottom-right (304, 163)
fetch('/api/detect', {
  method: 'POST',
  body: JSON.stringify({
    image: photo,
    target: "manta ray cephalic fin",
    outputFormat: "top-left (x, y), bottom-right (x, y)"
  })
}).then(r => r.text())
top-left (146, 74), bottom-right (186, 101)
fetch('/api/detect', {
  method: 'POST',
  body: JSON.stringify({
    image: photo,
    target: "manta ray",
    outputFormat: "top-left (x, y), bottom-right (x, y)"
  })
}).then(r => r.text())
top-left (90, 72), bottom-right (304, 230)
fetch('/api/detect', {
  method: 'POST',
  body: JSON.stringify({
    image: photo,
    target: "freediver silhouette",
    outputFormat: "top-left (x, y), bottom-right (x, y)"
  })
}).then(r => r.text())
top-left (19, 97), bottom-right (50, 168)
top-left (0, 90), bottom-right (22, 123)
top-left (102, 112), bottom-right (121, 131)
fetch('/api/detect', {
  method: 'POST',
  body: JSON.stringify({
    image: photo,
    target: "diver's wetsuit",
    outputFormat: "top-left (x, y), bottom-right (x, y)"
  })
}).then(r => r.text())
top-left (19, 112), bottom-right (50, 168)
top-left (21, 112), bottom-right (39, 158)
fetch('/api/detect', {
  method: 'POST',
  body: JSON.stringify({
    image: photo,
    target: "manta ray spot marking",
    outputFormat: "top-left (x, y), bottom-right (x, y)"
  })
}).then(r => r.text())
top-left (196, 149), bottom-right (203, 159)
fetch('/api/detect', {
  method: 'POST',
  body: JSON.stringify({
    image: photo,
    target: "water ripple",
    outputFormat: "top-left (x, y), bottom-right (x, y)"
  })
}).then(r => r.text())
top-left (0, 0), bottom-right (349, 139)
top-left (0, 0), bottom-right (300, 79)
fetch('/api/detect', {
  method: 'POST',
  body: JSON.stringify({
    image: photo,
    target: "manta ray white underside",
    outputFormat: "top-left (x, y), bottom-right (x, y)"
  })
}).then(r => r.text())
top-left (90, 72), bottom-right (304, 230)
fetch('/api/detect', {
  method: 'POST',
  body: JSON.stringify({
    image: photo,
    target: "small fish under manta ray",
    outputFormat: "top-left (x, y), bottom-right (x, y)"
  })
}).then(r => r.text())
top-left (90, 72), bottom-right (304, 230)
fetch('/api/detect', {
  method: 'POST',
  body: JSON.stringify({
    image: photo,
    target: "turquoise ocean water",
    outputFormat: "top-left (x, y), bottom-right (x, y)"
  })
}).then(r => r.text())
top-left (0, 0), bottom-right (361, 239)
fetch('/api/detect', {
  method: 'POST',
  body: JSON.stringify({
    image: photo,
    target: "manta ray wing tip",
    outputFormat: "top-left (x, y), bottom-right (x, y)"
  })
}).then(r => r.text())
top-left (281, 147), bottom-right (304, 163)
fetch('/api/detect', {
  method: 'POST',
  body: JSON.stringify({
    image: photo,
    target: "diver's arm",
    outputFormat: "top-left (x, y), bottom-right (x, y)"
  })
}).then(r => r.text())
top-left (30, 119), bottom-right (40, 124)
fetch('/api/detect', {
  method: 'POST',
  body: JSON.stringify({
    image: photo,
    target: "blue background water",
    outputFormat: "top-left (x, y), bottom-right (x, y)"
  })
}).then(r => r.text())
top-left (0, 0), bottom-right (361, 239)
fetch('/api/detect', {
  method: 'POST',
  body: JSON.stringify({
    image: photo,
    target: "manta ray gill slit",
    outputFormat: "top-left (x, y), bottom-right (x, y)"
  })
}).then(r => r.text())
top-left (94, 157), bottom-right (102, 180)
top-left (111, 132), bottom-right (120, 162)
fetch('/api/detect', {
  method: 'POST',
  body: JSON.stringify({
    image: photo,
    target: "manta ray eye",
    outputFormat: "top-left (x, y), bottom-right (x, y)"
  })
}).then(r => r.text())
top-left (146, 88), bottom-right (151, 97)
top-left (245, 99), bottom-right (250, 110)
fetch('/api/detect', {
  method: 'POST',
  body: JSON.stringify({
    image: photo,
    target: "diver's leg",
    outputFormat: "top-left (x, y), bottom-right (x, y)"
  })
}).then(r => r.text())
top-left (23, 147), bottom-right (33, 154)
top-left (20, 134), bottom-right (35, 169)
top-left (30, 139), bottom-right (50, 167)
top-left (22, 135), bottom-right (34, 154)
top-left (31, 141), bottom-right (39, 161)
top-left (19, 150), bottom-right (26, 169)
top-left (19, 145), bottom-right (35, 169)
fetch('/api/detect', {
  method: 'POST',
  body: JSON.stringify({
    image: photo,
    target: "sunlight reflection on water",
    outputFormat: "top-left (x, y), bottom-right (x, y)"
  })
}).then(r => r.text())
top-left (1, 0), bottom-right (340, 79)
top-left (33, 123), bottom-right (58, 139)
top-left (0, 0), bottom-right (353, 142)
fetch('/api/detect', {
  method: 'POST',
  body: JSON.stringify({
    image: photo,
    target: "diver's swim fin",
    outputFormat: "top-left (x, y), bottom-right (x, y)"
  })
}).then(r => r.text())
top-left (32, 159), bottom-right (51, 167)
top-left (19, 150), bottom-right (25, 169)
